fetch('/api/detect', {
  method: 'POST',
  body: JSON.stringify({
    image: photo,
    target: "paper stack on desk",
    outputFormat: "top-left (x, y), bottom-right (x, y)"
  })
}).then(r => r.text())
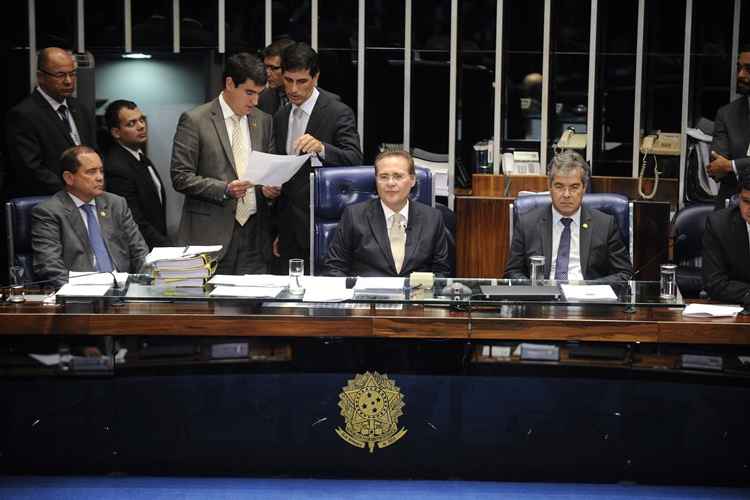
top-left (561, 284), bottom-right (618, 302)
top-left (682, 303), bottom-right (743, 317)
top-left (147, 246), bottom-right (221, 287)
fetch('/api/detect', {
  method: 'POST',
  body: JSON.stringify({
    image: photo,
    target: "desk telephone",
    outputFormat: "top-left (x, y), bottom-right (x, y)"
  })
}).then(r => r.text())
top-left (638, 132), bottom-right (680, 199)
top-left (555, 128), bottom-right (587, 153)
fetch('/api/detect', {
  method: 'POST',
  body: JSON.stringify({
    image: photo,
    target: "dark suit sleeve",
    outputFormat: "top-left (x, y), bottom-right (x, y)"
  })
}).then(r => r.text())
top-left (322, 208), bottom-right (355, 277)
top-left (320, 104), bottom-right (363, 166)
top-left (702, 214), bottom-right (750, 303)
top-left (599, 217), bottom-right (633, 283)
top-left (504, 214), bottom-right (530, 280)
top-left (711, 106), bottom-right (730, 159)
top-left (106, 168), bottom-right (171, 248)
top-left (31, 204), bottom-right (68, 287)
top-left (5, 108), bottom-right (63, 194)
top-left (118, 200), bottom-right (150, 274)
top-left (170, 111), bottom-right (227, 204)
top-left (430, 218), bottom-right (451, 277)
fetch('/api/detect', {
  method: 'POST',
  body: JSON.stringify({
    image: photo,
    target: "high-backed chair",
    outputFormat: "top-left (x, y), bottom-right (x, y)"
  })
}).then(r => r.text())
top-left (510, 193), bottom-right (633, 263)
top-left (6, 196), bottom-right (50, 284)
top-left (310, 166), bottom-right (434, 275)
top-left (671, 203), bottom-right (713, 298)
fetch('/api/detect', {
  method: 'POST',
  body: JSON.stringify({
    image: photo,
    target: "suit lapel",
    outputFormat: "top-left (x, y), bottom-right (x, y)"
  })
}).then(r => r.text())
top-left (740, 98), bottom-right (750, 155)
top-left (209, 99), bottom-right (236, 175)
top-left (579, 207), bottom-right (593, 277)
top-left (277, 104), bottom-right (291, 151)
top-left (541, 207), bottom-right (552, 277)
top-left (60, 192), bottom-right (94, 261)
top-left (305, 91), bottom-right (329, 135)
top-left (366, 201), bottom-right (396, 274)
top-left (134, 151), bottom-right (164, 207)
top-left (248, 108), bottom-right (262, 153)
top-left (33, 90), bottom-right (75, 146)
top-left (402, 202), bottom-right (423, 272)
top-left (734, 210), bottom-right (750, 270)
top-left (95, 196), bottom-right (116, 266)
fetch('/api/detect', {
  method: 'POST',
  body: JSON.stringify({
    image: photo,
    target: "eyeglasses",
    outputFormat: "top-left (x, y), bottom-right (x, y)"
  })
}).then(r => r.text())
top-left (376, 173), bottom-right (410, 183)
top-left (39, 68), bottom-right (78, 79)
top-left (265, 64), bottom-right (282, 72)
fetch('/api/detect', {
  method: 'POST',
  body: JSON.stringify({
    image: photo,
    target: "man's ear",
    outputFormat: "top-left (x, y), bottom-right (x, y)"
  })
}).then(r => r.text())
top-left (225, 76), bottom-right (235, 91)
top-left (110, 127), bottom-right (121, 141)
top-left (62, 170), bottom-right (74, 187)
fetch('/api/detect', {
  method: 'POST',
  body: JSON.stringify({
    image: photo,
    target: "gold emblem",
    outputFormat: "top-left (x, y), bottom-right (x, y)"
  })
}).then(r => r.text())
top-left (336, 371), bottom-right (407, 453)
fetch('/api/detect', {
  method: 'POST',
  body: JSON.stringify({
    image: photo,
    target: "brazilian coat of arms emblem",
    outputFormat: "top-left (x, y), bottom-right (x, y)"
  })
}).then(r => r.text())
top-left (335, 371), bottom-right (407, 453)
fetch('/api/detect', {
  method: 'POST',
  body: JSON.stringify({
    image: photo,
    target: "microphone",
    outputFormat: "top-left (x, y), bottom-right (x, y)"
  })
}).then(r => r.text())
top-left (632, 233), bottom-right (687, 279)
top-left (0, 270), bottom-right (124, 290)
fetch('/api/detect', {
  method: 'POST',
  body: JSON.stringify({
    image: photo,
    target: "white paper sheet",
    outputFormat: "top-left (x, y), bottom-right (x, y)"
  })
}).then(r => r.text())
top-left (56, 284), bottom-right (111, 296)
top-left (353, 277), bottom-right (406, 290)
top-left (69, 271), bottom-right (129, 286)
top-left (209, 286), bottom-right (283, 298)
top-left (682, 303), bottom-right (743, 317)
top-left (208, 274), bottom-right (290, 287)
top-left (146, 245), bottom-right (222, 265)
top-left (241, 151), bottom-right (311, 186)
top-left (561, 284), bottom-right (617, 301)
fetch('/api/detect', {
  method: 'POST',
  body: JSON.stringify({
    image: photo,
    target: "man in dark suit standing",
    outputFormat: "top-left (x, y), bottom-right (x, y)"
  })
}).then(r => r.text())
top-left (104, 100), bottom-right (170, 249)
top-left (32, 146), bottom-right (148, 288)
top-left (708, 47), bottom-right (750, 209)
top-left (702, 173), bottom-right (750, 304)
top-left (504, 150), bottom-right (632, 283)
top-left (257, 38), bottom-right (294, 116)
top-left (323, 151), bottom-right (449, 277)
top-left (171, 53), bottom-right (278, 275)
top-left (5, 47), bottom-right (97, 196)
top-left (273, 42), bottom-right (363, 272)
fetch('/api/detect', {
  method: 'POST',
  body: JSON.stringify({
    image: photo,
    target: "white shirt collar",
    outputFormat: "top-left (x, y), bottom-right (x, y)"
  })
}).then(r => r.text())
top-left (37, 86), bottom-right (67, 110)
top-left (67, 192), bottom-right (95, 208)
top-left (119, 143), bottom-right (143, 161)
top-left (551, 205), bottom-right (581, 227)
top-left (219, 92), bottom-right (244, 122)
top-left (293, 87), bottom-right (320, 116)
top-left (380, 199), bottom-right (410, 227)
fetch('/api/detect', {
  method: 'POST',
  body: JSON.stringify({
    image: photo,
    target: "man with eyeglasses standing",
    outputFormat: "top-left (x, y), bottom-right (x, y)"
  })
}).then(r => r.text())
top-left (323, 151), bottom-right (450, 277)
top-left (5, 47), bottom-right (97, 196)
top-left (504, 150), bottom-right (632, 283)
top-left (708, 46), bottom-right (750, 209)
top-left (257, 39), bottom-right (295, 116)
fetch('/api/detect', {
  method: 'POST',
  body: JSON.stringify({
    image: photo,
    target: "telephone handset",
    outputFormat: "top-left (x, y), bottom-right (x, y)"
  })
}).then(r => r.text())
top-left (555, 128), bottom-right (587, 153)
top-left (638, 132), bottom-right (681, 200)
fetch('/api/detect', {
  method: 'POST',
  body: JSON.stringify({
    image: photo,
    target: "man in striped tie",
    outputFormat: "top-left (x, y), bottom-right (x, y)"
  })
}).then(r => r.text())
top-left (31, 146), bottom-right (148, 287)
top-left (504, 150), bottom-right (632, 283)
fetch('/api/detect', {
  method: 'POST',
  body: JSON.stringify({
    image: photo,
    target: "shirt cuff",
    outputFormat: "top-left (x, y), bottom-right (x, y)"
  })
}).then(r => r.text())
top-left (732, 160), bottom-right (738, 177)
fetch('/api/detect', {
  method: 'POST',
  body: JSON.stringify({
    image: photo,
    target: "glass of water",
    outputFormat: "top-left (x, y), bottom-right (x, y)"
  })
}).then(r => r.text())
top-left (288, 258), bottom-right (305, 295)
top-left (529, 255), bottom-right (545, 286)
top-left (659, 263), bottom-right (677, 299)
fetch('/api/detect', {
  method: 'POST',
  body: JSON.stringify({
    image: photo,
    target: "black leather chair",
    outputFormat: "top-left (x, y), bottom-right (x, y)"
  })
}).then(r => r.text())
top-left (671, 203), bottom-right (714, 298)
top-left (310, 166), bottom-right (435, 275)
top-left (6, 196), bottom-right (50, 284)
top-left (510, 193), bottom-right (633, 262)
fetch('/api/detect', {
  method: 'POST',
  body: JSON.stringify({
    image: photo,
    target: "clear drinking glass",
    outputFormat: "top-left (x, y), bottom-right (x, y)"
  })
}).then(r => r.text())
top-left (529, 255), bottom-right (545, 286)
top-left (288, 259), bottom-right (305, 295)
top-left (659, 264), bottom-right (677, 299)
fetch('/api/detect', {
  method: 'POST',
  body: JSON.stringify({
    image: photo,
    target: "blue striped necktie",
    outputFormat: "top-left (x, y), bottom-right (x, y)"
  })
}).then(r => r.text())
top-left (81, 204), bottom-right (114, 273)
top-left (554, 217), bottom-right (573, 281)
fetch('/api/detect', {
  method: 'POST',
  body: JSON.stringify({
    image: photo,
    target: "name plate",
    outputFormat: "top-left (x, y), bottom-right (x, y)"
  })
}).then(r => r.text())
top-left (519, 343), bottom-right (560, 361)
top-left (680, 354), bottom-right (723, 371)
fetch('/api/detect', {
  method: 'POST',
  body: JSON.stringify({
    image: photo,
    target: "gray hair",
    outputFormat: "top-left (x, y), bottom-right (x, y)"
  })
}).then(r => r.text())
top-left (547, 150), bottom-right (590, 187)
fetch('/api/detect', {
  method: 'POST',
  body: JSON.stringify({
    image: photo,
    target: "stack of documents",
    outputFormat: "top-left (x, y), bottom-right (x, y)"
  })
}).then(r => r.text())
top-left (682, 303), bottom-right (743, 317)
top-left (561, 284), bottom-right (618, 302)
top-left (56, 271), bottom-right (131, 297)
top-left (147, 246), bottom-right (222, 287)
top-left (207, 274), bottom-right (288, 298)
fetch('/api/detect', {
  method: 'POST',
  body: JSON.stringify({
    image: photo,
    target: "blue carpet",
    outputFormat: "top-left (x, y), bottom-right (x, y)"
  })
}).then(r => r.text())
top-left (0, 477), bottom-right (747, 500)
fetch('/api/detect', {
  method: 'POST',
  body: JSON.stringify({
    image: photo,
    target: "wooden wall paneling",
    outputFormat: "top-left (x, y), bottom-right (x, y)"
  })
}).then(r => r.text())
top-left (455, 196), bottom-right (512, 278)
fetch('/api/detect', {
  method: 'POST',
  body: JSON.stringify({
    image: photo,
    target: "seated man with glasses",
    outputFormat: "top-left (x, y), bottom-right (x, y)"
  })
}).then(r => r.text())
top-left (322, 151), bottom-right (450, 277)
top-left (5, 47), bottom-right (97, 196)
top-left (504, 150), bottom-right (632, 283)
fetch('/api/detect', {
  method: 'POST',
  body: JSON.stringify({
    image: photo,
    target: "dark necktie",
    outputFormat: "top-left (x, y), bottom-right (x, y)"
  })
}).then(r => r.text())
top-left (81, 204), bottom-right (114, 273)
top-left (138, 152), bottom-right (164, 206)
top-left (57, 105), bottom-right (71, 134)
top-left (554, 217), bottom-right (573, 281)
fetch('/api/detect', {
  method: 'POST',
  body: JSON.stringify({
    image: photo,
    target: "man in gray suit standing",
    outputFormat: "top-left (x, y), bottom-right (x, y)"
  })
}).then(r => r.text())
top-left (171, 53), bottom-right (278, 274)
top-left (708, 46), bottom-right (750, 209)
top-left (32, 146), bottom-right (149, 287)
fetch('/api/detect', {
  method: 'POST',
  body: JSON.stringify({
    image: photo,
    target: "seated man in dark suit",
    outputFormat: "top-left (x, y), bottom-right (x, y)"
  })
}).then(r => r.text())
top-left (104, 99), bottom-right (171, 249)
top-left (702, 173), bottom-right (750, 304)
top-left (32, 146), bottom-right (149, 287)
top-left (323, 151), bottom-right (450, 277)
top-left (504, 150), bottom-right (632, 283)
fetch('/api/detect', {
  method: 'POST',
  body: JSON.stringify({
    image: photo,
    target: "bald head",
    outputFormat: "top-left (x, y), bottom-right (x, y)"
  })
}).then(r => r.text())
top-left (37, 47), bottom-right (77, 102)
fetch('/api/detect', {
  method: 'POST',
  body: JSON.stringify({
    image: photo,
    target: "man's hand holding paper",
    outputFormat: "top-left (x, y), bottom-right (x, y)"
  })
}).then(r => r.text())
top-left (242, 151), bottom-right (312, 186)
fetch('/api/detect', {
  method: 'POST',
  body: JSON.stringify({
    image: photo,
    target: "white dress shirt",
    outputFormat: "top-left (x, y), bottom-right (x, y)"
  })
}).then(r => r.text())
top-left (219, 92), bottom-right (257, 217)
top-left (380, 199), bottom-right (410, 233)
top-left (549, 206), bottom-right (583, 281)
top-left (119, 144), bottom-right (163, 205)
top-left (67, 192), bottom-right (115, 270)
